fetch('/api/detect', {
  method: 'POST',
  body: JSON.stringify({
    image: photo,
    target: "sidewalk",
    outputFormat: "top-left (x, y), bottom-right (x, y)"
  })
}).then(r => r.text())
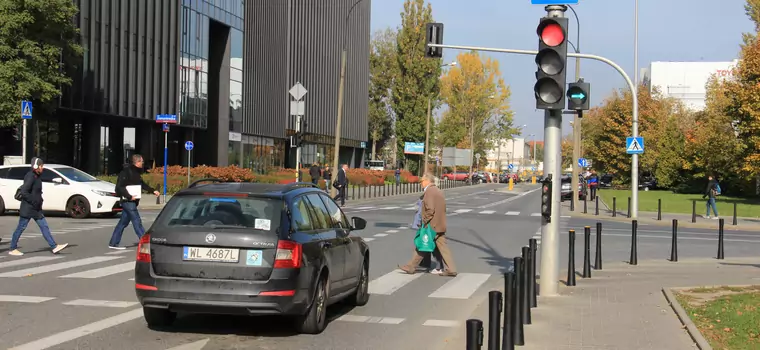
top-left (451, 257), bottom-right (760, 350)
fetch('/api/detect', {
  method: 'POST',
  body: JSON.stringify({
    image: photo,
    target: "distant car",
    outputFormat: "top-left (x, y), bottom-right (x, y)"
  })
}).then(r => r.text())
top-left (134, 180), bottom-right (370, 334)
top-left (442, 172), bottom-right (470, 181)
top-left (0, 164), bottom-right (120, 218)
top-left (560, 175), bottom-right (587, 200)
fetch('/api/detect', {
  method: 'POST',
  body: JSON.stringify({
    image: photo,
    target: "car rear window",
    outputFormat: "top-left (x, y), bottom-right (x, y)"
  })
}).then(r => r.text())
top-left (154, 195), bottom-right (282, 232)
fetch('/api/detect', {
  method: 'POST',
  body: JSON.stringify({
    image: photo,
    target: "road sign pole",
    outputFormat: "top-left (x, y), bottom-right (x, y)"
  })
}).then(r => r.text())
top-left (187, 150), bottom-right (191, 186)
top-left (22, 119), bottom-right (27, 163)
top-left (163, 123), bottom-right (168, 202)
top-left (296, 114), bottom-right (302, 182)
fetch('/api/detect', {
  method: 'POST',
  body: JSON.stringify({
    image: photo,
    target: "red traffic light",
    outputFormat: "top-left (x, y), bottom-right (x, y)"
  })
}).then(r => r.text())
top-left (543, 185), bottom-right (549, 192)
top-left (538, 22), bottom-right (565, 47)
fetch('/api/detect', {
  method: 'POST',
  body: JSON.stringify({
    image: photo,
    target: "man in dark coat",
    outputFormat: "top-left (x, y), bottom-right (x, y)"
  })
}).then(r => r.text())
top-left (333, 164), bottom-right (348, 206)
top-left (108, 154), bottom-right (160, 250)
top-left (309, 163), bottom-right (321, 186)
top-left (7, 157), bottom-right (69, 256)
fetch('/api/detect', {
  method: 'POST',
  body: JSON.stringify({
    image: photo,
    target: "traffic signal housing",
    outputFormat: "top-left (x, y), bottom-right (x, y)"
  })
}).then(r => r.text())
top-left (534, 17), bottom-right (569, 110)
top-left (541, 174), bottom-right (553, 221)
top-left (567, 81), bottom-right (590, 111)
top-left (290, 117), bottom-right (308, 148)
top-left (425, 23), bottom-right (444, 58)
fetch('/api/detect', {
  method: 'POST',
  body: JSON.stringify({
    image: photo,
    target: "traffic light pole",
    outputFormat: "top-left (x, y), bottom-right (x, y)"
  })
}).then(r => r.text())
top-left (541, 109), bottom-right (563, 296)
top-left (296, 114), bottom-right (302, 182)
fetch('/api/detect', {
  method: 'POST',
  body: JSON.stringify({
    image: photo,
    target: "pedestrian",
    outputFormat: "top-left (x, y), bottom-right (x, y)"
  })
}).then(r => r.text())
top-left (323, 166), bottom-right (332, 192)
top-left (309, 163), bottom-right (321, 186)
top-left (108, 154), bottom-right (160, 250)
top-left (588, 170), bottom-right (599, 200)
top-left (333, 164), bottom-right (348, 207)
top-left (410, 193), bottom-right (445, 274)
top-left (7, 157), bottom-right (69, 256)
top-left (703, 174), bottom-right (720, 220)
top-left (395, 168), bottom-right (401, 185)
top-left (398, 173), bottom-right (457, 277)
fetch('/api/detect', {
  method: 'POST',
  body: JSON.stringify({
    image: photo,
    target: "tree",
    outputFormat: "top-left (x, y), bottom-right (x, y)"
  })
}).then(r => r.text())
top-left (392, 0), bottom-right (442, 174)
top-left (561, 136), bottom-right (573, 170)
top-left (438, 51), bottom-right (515, 166)
top-left (368, 28), bottom-right (397, 159)
top-left (0, 0), bottom-right (82, 127)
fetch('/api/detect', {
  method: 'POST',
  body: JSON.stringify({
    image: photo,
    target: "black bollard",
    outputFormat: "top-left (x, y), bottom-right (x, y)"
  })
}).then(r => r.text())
top-left (595, 196), bottom-right (599, 215)
top-left (733, 202), bottom-right (738, 226)
top-left (612, 197), bottom-right (617, 217)
top-left (352, 185), bottom-right (355, 200)
top-left (627, 197), bottom-right (631, 218)
top-left (567, 230), bottom-right (576, 286)
top-left (488, 291), bottom-right (502, 350)
top-left (595, 222), bottom-right (603, 270)
top-left (657, 199), bottom-right (662, 221)
top-left (583, 226), bottom-right (592, 278)
top-left (502, 272), bottom-right (515, 350)
top-left (670, 219), bottom-right (678, 262)
top-left (521, 246), bottom-right (532, 325)
top-left (512, 256), bottom-right (525, 345)
top-left (692, 200), bottom-right (696, 223)
top-left (465, 319), bottom-right (484, 350)
top-left (570, 195), bottom-right (575, 211)
top-left (583, 195), bottom-right (588, 214)
top-left (717, 218), bottom-right (725, 260)
top-left (383, 184), bottom-right (386, 197)
top-left (528, 238), bottom-right (538, 307)
top-left (630, 220), bottom-right (638, 265)
top-left (364, 185), bottom-right (367, 199)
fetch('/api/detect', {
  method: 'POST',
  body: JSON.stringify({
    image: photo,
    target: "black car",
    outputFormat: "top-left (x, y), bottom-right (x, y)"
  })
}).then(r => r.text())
top-left (134, 180), bottom-right (370, 334)
top-left (560, 175), bottom-right (587, 200)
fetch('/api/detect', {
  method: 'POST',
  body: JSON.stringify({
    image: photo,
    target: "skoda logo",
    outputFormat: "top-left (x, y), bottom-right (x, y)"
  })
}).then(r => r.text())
top-left (205, 233), bottom-right (216, 244)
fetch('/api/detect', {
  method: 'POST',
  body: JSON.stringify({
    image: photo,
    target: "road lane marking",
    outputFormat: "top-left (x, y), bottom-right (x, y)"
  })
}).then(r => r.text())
top-left (403, 207), bottom-right (416, 210)
top-left (479, 210), bottom-right (496, 214)
top-left (561, 215), bottom-right (571, 218)
top-left (0, 256), bottom-right (123, 277)
top-left (59, 262), bottom-right (135, 279)
top-left (0, 295), bottom-right (55, 303)
top-left (0, 257), bottom-right (63, 270)
top-left (352, 207), bottom-right (375, 210)
top-left (62, 299), bottom-right (139, 308)
top-left (364, 238), bottom-right (375, 242)
top-left (105, 250), bottom-right (134, 255)
top-left (386, 230), bottom-right (399, 233)
top-left (382, 206), bottom-right (400, 210)
top-left (455, 209), bottom-right (472, 213)
top-left (166, 339), bottom-right (211, 350)
top-left (428, 273), bottom-right (491, 299)
top-left (374, 233), bottom-right (388, 237)
top-left (423, 319), bottom-right (459, 327)
top-left (505, 211), bottom-right (520, 216)
top-left (369, 271), bottom-right (423, 295)
top-left (531, 213), bottom-right (541, 217)
top-left (9, 308), bottom-right (143, 350)
top-left (336, 315), bottom-right (405, 324)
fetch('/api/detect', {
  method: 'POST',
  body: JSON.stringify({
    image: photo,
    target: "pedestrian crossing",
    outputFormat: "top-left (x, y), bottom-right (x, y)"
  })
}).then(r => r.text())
top-left (345, 205), bottom-right (558, 218)
top-left (0, 219), bottom-right (156, 242)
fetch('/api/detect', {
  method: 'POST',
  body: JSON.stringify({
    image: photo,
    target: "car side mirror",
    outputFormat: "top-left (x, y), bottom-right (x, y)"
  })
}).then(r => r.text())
top-left (351, 217), bottom-right (366, 231)
top-left (52, 177), bottom-right (63, 184)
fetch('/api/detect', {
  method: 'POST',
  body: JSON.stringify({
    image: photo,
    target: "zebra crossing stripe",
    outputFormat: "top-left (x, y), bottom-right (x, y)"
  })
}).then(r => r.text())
top-left (505, 211), bottom-right (520, 216)
top-left (0, 295), bottom-right (55, 303)
top-left (0, 256), bottom-right (123, 278)
top-left (531, 213), bottom-right (541, 217)
top-left (62, 299), bottom-right (139, 308)
top-left (428, 273), bottom-right (491, 299)
top-left (368, 271), bottom-right (423, 295)
top-left (0, 256), bottom-right (63, 270)
top-left (59, 262), bottom-right (136, 279)
top-left (478, 210), bottom-right (495, 214)
top-left (454, 209), bottom-right (472, 213)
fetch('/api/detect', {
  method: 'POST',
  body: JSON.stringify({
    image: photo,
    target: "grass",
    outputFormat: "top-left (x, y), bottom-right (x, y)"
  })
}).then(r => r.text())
top-left (597, 189), bottom-right (760, 218)
top-left (674, 286), bottom-right (760, 350)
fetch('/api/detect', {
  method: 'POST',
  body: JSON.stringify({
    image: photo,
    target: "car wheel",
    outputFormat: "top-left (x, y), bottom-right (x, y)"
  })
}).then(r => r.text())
top-left (0, 196), bottom-right (5, 216)
top-left (143, 307), bottom-right (176, 329)
top-left (294, 276), bottom-right (328, 334)
top-left (67, 195), bottom-right (91, 219)
top-left (346, 258), bottom-right (370, 307)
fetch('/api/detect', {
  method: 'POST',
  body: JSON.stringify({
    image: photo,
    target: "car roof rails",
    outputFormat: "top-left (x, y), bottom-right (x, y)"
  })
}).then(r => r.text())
top-left (282, 182), bottom-right (318, 192)
top-left (188, 178), bottom-right (224, 189)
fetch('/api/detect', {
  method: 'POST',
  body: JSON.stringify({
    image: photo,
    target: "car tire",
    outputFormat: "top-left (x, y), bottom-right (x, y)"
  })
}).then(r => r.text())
top-left (294, 276), bottom-right (328, 334)
top-left (143, 307), bottom-right (176, 329)
top-left (346, 258), bottom-right (370, 307)
top-left (66, 195), bottom-right (91, 219)
top-left (0, 196), bottom-right (5, 216)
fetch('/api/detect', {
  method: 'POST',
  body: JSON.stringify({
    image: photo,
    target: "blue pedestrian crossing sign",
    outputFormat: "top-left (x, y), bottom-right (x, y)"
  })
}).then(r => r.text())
top-left (185, 141), bottom-right (194, 151)
top-left (626, 137), bottom-right (644, 155)
top-left (531, 166), bottom-right (537, 172)
top-left (578, 158), bottom-right (588, 167)
top-left (21, 101), bottom-right (32, 119)
top-left (508, 164), bottom-right (514, 170)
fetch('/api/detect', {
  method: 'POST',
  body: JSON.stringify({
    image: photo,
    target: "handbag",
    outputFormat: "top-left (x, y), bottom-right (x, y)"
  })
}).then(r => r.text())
top-left (414, 224), bottom-right (436, 253)
top-left (14, 186), bottom-right (23, 201)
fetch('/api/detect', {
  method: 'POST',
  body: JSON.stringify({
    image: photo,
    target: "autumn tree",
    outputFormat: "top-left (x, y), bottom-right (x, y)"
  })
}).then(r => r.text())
top-left (0, 0), bottom-right (82, 127)
top-left (368, 28), bottom-right (397, 160)
top-left (561, 135), bottom-right (573, 170)
top-left (438, 51), bottom-right (515, 167)
top-left (392, 0), bottom-right (442, 174)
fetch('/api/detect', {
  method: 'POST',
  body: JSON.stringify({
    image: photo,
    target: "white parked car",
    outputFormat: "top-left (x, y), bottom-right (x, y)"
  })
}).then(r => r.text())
top-left (0, 164), bottom-right (121, 219)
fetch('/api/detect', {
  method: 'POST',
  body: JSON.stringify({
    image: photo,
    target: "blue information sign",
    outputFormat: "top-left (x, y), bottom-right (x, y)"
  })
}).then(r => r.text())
top-left (185, 141), bottom-right (194, 151)
top-left (403, 142), bottom-right (424, 155)
top-left (21, 101), bottom-right (32, 119)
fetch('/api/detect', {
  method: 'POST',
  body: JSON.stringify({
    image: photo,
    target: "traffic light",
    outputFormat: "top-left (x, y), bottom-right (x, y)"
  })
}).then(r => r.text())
top-left (424, 23), bottom-right (444, 58)
top-left (291, 117), bottom-right (308, 148)
top-left (534, 16), bottom-right (569, 110)
top-left (567, 81), bottom-right (591, 111)
top-left (541, 174), bottom-right (553, 221)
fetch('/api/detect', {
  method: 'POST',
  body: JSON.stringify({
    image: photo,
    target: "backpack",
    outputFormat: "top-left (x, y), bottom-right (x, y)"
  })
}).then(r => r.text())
top-left (713, 183), bottom-right (721, 196)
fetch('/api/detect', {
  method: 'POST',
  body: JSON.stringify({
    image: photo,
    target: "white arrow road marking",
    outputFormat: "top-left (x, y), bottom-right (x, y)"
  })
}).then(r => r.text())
top-left (166, 339), bottom-right (210, 350)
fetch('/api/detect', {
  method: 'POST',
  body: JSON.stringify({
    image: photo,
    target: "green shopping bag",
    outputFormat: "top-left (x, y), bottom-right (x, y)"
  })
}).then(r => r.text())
top-left (414, 224), bottom-right (436, 252)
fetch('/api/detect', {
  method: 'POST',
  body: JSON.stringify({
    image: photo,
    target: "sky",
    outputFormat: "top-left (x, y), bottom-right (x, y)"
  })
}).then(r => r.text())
top-left (369, 0), bottom-right (754, 140)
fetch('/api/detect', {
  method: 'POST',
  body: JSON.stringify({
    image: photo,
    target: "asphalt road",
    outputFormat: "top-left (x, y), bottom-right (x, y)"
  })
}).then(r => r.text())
top-left (3, 184), bottom-right (755, 350)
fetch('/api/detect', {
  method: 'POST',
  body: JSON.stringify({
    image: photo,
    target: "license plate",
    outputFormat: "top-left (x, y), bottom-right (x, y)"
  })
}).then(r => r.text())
top-left (182, 246), bottom-right (240, 263)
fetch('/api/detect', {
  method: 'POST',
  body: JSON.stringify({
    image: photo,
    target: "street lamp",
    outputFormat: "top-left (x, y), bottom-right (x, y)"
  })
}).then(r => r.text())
top-left (425, 61), bottom-right (457, 174)
top-left (567, 4), bottom-right (583, 210)
top-left (469, 95), bottom-right (496, 182)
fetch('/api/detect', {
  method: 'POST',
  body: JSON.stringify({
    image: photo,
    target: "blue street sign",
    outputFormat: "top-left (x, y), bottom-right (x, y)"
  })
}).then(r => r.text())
top-left (185, 141), bottom-right (194, 151)
top-left (435, 156), bottom-right (439, 161)
top-left (531, 0), bottom-right (579, 4)
top-left (155, 114), bottom-right (177, 123)
top-left (403, 142), bottom-right (424, 155)
top-left (578, 158), bottom-right (588, 168)
top-left (531, 166), bottom-right (537, 172)
top-left (508, 164), bottom-right (514, 170)
top-left (360, 141), bottom-right (366, 148)
top-left (21, 101), bottom-right (32, 119)
top-left (626, 137), bottom-right (645, 155)
top-left (162, 124), bottom-right (170, 132)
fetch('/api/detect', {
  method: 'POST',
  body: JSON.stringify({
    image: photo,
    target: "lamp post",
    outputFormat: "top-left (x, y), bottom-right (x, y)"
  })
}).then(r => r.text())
top-left (424, 61), bottom-right (457, 175)
top-left (331, 0), bottom-right (368, 197)
top-left (469, 95), bottom-right (496, 182)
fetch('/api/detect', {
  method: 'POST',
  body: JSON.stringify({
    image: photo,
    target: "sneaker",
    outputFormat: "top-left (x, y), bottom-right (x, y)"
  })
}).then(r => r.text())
top-left (429, 269), bottom-right (443, 275)
top-left (52, 243), bottom-right (69, 254)
top-left (712, 216), bottom-right (720, 220)
top-left (9, 249), bottom-right (23, 256)
top-left (108, 246), bottom-right (127, 250)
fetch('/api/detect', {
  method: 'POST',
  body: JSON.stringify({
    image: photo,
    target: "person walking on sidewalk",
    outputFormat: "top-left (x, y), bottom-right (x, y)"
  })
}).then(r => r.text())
top-left (333, 164), bottom-right (348, 207)
top-left (309, 163), bottom-right (321, 186)
top-left (7, 157), bottom-right (69, 256)
top-left (108, 154), bottom-right (160, 250)
top-left (398, 173), bottom-right (457, 277)
top-left (703, 174), bottom-right (720, 220)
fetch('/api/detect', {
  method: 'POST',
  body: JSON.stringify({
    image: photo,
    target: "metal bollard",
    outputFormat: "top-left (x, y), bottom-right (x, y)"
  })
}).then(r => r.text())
top-left (595, 222), bottom-right (603, 270)
top-left (717, 218), bottom-right (725, 260)
top-left (612, 197), bottom-right (617, 217)
top-left (630, 220), bottom-right (638, 265)
top-left (692, 200), bottom-right (696, 223)
top-left (383, 184), bottom-right (386, 197)
top-left (502, 272), bottom-right (515, 350)
top-left (670, 219), bottom-right (678, 262)
top-left (528, 238), bottom-right (538, 307)
top-left (352, 185), bottom-right (355, 200)
top-left (465, 319), bottom-right (484, 350)
top-left (583, 226), bottom-right (591, 278)
top-left (567, 230), bottom-right (576, 286)
top-left (627, 197), bottom-right (631, 218)
top-left (512, 256), bottom-right (525, 345)
top-left (595, 196), bottom-right (599, 215)
top-left (570, 195), bottom-right (575, 211)
top-left (733, 202), bottom-right (738, 226)
top-left (583, 195), bottom-right (588, 214)
top-left (488, 291), bottom-right (502, 350)
top-left (521, 246), bottom-right (531, 325)
top-left (657, 199), bottom-right (662, 221)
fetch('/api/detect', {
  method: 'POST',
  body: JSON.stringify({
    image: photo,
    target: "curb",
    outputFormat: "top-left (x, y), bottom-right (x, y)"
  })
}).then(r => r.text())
top-left (661, 287), bottom-right (713, 350)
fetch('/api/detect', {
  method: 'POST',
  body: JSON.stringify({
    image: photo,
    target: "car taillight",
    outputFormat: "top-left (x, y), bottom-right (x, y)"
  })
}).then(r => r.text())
top-left (136, 234), bottom-right (151, 263)
top-left (273, 240), bottom-right (302, 269)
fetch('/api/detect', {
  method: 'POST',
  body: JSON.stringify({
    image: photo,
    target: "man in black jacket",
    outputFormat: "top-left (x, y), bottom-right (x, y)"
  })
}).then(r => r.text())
top-left (108, 154), bottom-right (160, 250)
top-left (333, 164), bottom-right (348, 206)
top-left (7, 157), bottom-right (69, 256)
top-left (309, 163), bottom-right (321, 186)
